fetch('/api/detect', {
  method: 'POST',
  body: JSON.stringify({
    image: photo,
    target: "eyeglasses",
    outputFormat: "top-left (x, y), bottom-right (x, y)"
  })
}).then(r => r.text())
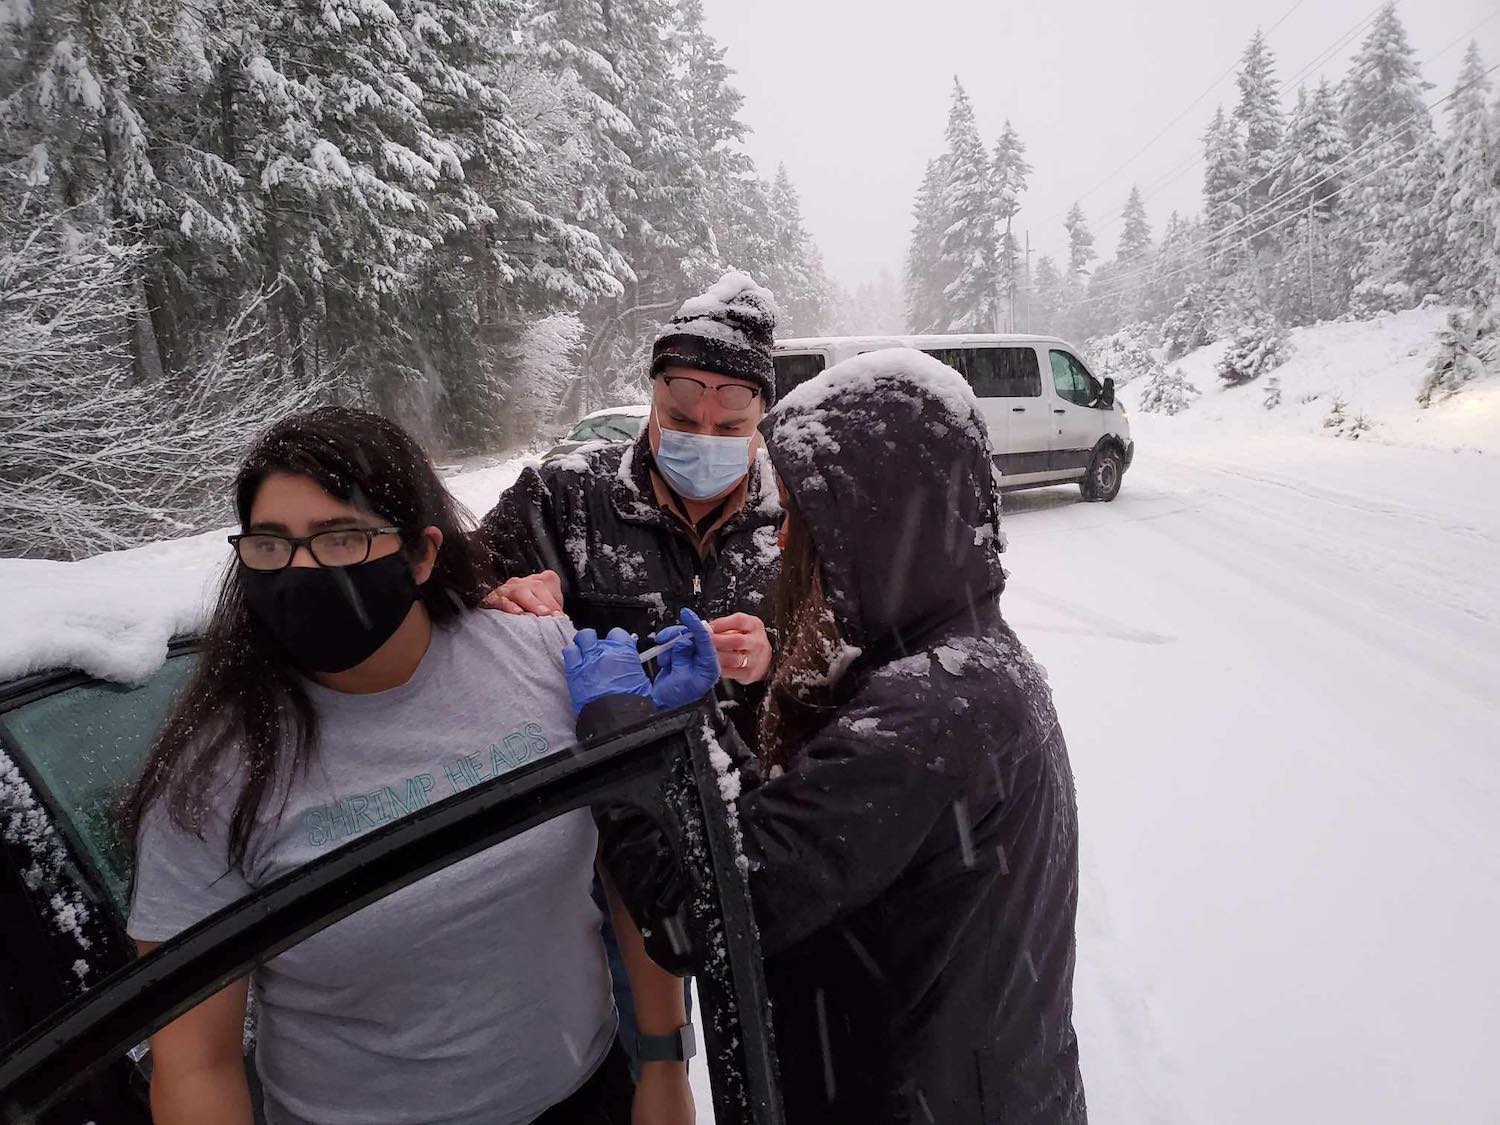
top-left (659, 375), bottom-right (762, 412)
top-left (228, 527), bottom-right (403, 571)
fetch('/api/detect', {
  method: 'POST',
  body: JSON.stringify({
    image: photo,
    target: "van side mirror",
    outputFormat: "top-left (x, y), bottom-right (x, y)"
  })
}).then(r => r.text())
top-left (1100, 378), bottom-right (1116, 409)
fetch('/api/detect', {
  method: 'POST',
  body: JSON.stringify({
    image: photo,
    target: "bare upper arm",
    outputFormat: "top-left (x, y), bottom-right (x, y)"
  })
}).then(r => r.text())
top-left (136, 940), bottom-right (249, 1074)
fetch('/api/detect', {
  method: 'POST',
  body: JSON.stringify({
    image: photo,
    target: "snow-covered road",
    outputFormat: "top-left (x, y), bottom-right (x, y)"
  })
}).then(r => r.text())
top-left (1005, 420), bottom-right (1500, 1123)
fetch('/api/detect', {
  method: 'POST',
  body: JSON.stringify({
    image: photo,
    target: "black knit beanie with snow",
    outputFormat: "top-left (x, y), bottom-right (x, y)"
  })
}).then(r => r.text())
top-left (650, 271), bottom-right (780, 406)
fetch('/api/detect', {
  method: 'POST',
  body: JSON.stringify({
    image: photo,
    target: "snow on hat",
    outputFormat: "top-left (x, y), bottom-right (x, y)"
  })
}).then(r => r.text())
top-left (651, 271), bottom-right (780, 405)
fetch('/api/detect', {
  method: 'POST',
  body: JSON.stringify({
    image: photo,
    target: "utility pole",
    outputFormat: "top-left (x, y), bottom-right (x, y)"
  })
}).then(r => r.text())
top-left (1005, 215), bottom-right (1016, 333)
top-left (1024, 231), bottom-right (1032, 333)
top-left (1306, 194), bottom-right (1316, 320)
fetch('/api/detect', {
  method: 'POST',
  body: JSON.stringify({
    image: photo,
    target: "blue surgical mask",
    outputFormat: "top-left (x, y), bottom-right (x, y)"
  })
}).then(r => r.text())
top-left (655, 424), bottom-right (754, 500)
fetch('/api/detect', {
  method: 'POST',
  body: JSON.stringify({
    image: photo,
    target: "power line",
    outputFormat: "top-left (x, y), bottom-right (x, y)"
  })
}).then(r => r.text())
top-left (1082, 10), bottom-right (1499, 250)
top-left (1068, 2), bottom-right (1490, 247)
top-left (1071, 133), bottom-right (1430, 314)
top-left (1074, 59), bottom-right (1500, 311)
top-left (1034, 0), bottom-right (1314, 230)
top-left (1084, 1), bottom-right (1386, 241)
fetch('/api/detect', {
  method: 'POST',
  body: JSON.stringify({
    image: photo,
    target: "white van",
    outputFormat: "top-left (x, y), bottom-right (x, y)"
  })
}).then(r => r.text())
top-left (772, 334), bottom-right (1134, 501)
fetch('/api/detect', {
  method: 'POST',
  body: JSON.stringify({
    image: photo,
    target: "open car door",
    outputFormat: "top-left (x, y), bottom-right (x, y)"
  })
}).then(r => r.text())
top-left (0, 705), bottom-right (783, 1125)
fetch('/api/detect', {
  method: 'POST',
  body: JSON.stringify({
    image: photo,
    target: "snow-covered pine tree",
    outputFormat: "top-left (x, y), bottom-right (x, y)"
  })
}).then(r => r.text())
top-left (991, 119), bottom-right (1032, 331)
top-left (768, 165), bottom-right (832, 335)
top-left (526, 0), bottom-right (640, 269)
top-left (0, 0), bottom-right (194, 381)
top-left (831, 268), bottom-right (905, 335)
top-left (1273, 81), bottom-right (1349, 223)
top-left (1342, 1), bottom-right (1432, 152)
top-left (611, 0), bottom-right (720, 289)
top-left (1032, 256), bottom-right (1066, 334)
top-left (1233, 29), bottom-right (1285, 246)
top-left (1137, 365), bottom-right (1201, 415)
top-left (1117, 186), bottom-right (1153, 264)
top-left (1085, 324), bottom-right (1161, 385)
top-left (1270, 81), bottom-right (1351, 323)
top-left (905, 157), bottom-right (953, 332)
top-left (1062, 202), bottom-right (1096, 338)
top-left (398, 0), bottom-right (620, 446)
top-left (1065, 201), bottom-right (1096, 280)
top-left (1100, 185), bottom-right (1154, 326)
top-left (1202, 105), bottom-right (1247, 273)
top-left (1340, 0), bottom-right (1438, 315)
top-left (1144, 211), bottom-right (1204, 323)
top-left (1161, 282), bottom-right (1229, 359)
top-left (1216, 316), bottom-right (1290, 385)
top-left (1438, 44), bottom-right (1498, 300)
top-left (674, 0), bottom-right (773, 283)
top-left (937, 79), bottom-right (1000, 332)
top-left (1418, 300), bottom-right (1500, 404)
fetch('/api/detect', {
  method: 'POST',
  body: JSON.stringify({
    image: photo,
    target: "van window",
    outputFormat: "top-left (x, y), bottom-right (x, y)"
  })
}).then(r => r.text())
top-left (922, 348), bottom-right (969, 379)
top-left (772, 353), bottom-right (826, 399)
top-left (968, 348), bottom-right (1041, 397)
top-left (923, 347), bottom-right (1041, 398)
top-left (1049, 350), bottom-right (1100, 407)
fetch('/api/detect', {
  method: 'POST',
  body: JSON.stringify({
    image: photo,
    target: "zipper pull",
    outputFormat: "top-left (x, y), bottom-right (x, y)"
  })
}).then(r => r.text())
top-left (692, 574), bottom-right (702, 596)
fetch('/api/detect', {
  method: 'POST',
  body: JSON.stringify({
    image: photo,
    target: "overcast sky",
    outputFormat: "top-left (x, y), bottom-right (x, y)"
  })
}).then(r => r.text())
top-left (698, 0), bottom-right (1500, 291)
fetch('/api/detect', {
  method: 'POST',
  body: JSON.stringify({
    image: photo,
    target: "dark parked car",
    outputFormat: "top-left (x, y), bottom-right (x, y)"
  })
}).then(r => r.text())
top-left (541, 405), bottom-right (650, 464)
top-left (0, 645), bottom-right (782, 1124)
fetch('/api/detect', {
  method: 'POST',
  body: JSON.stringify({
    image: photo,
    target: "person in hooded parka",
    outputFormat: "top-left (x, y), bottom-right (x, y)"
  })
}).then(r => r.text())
top-left (569, 349), bottom-right (1087, 1124)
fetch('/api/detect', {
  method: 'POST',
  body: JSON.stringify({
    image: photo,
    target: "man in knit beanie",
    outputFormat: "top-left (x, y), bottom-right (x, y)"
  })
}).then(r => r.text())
top-left (481, 269), bottom-right (781, 683)
top-left (477, 271), bottom-right (783, 1068)
top-left (649, 270), bottom-right (779, 409)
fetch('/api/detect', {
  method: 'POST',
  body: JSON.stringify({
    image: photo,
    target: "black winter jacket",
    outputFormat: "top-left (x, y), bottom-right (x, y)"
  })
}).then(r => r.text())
top-left (589, 353), bottom-right (1086, 1124)
top-left (479, 433), bottom-right (782, 737)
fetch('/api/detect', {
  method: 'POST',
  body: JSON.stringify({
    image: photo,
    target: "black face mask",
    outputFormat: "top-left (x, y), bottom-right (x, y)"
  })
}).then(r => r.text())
top-left (240, 552), bottom-right (419, 674)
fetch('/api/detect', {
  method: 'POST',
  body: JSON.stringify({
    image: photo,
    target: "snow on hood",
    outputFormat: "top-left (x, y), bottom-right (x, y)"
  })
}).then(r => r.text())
top-left (760, 347), bottom-right (1005, 661)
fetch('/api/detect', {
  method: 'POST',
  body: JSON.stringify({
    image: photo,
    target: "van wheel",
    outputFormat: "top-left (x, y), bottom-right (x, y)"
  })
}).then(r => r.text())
top-left (1080, 446), bottom-right (1123, 502)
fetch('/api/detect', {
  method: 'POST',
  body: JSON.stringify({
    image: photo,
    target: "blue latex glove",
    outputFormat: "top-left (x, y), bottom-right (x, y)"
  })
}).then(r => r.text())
top-left (649, 608), bottom-right (721, 712)
top-left (562, 627), bottom-right (652, 717)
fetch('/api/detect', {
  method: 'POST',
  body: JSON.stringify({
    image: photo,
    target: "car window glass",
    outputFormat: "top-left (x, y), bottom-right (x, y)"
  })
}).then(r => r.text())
top-left (1068, 354), bottom-right (1103, 405)
top-left (0, 654), bottom-right (195, 914)
top-left (1049, 350), bottom-right (1090, 407)
top-left (966, 347), bottom-right (1042, 398)
top-left (772, 352), bottom-right (826, 399)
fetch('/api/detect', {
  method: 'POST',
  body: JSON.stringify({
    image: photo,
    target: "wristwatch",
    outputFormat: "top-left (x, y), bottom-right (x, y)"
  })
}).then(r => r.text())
top-left (636, 1023), bottom-right (697, 1063)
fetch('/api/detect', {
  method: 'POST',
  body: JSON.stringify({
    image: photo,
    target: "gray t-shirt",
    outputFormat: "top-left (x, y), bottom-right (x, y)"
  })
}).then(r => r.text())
top-left (129, 610), bottom-right (613, 1125)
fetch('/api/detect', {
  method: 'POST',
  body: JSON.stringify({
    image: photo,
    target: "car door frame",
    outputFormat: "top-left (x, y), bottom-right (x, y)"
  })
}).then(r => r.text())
top-left (1045, 348), bottom-right (1107, 479)
top-left (974, 343), bottom-right (1052, 485)
top-left (0, 704), bottom-right (784, 1125)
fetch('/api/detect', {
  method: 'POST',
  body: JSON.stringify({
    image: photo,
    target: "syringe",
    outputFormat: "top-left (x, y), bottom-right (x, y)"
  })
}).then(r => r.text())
top-left (637, 634), bottom-right (690, 664)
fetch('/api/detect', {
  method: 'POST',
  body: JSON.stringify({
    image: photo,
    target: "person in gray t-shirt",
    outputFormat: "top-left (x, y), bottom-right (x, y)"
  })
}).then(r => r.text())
top-left (122, 407), bottom-right (695, 1125)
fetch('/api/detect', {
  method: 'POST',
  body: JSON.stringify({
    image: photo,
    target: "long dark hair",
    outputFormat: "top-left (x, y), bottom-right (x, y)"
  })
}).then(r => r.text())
top-left (758, 490), bottom-right (841, 772)
top-left (123, 406), bottom-right (495, 872)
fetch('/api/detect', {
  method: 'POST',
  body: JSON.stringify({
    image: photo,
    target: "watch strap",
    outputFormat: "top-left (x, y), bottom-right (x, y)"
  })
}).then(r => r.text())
top-left (635, 1023), bottom-right (697, 1063)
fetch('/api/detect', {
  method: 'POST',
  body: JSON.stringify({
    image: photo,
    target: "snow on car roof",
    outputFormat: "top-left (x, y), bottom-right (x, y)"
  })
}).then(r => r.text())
top-left (0, 528), bottom-right (227, 686)
top-left (577, 404), bottom-right (649, 420)
top-left (0, 457), bottom-right (534, 686)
